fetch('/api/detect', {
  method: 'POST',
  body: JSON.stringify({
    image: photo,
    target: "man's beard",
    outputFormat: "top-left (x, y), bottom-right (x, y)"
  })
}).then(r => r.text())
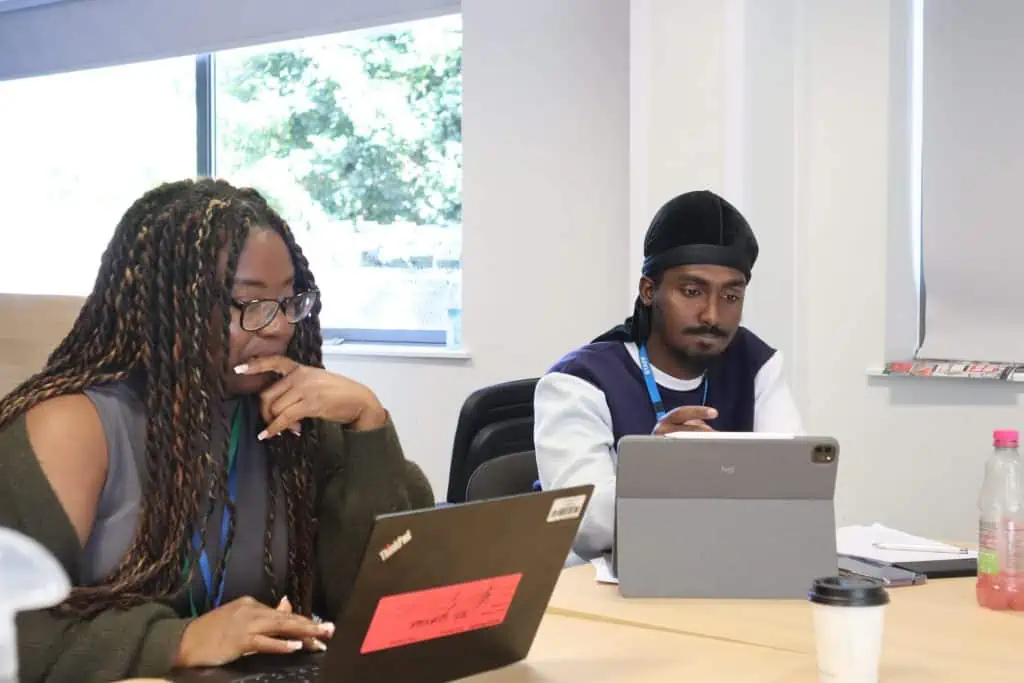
top-left (661, 323), bottom-right (729, 371)
top-left (669, 344), bottom-right (717, 374)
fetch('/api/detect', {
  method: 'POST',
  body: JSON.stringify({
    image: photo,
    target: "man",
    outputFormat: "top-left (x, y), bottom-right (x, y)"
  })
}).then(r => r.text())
top-left (534, 190), bottom-right (803, 559)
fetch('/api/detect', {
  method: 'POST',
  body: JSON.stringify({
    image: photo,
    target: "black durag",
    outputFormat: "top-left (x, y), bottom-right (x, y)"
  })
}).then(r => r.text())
top-left (595, 190), bottom-right (759, 344)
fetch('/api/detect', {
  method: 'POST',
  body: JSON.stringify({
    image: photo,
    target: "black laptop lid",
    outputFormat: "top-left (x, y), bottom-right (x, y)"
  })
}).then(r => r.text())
top-left (321, 485), bottom-right (592, 683)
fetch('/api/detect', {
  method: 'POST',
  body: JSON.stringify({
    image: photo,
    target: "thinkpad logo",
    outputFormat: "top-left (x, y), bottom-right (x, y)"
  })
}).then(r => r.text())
top-left (378, 529), bottom-right (412, 562)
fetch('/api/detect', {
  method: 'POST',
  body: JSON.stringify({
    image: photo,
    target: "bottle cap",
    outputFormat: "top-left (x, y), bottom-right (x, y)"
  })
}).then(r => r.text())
top-left (994, 430), bottom-right (1019, 448)
top-left (808, 576), bottom-right (889, 607)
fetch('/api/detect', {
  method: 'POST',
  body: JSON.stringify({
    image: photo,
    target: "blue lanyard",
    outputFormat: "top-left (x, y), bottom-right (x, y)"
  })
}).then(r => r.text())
top-left (637, 344), bottom-right (709, 421)
top-left (185, 403), bottom-right (244, 616)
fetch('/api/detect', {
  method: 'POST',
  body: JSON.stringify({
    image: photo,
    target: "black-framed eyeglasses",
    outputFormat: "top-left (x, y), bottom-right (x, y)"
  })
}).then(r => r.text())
top-left (231, 290), bottom-right (319, 332)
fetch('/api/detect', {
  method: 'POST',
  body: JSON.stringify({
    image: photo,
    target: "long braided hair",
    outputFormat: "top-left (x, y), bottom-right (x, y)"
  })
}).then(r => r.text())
top-left (0, 178), bottom-right (323, 617)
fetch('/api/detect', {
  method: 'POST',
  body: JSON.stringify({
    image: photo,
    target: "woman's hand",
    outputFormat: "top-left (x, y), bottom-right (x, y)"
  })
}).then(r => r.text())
top-left (234, 356), bottom-right (389, 439)
top-left (173, 596), bottom-right (334, 668)
top-left (276, 596), bottom-right (328, 652)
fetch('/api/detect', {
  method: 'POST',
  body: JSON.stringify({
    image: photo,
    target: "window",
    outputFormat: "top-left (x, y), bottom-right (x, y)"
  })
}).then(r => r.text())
top-left (0, 57), bottom-right (196, 295)
top-left (0, 14), bottom-right (463, 347)
top-left (910, 0), bottom-right (1024, 363)
top-left (215, 15), bottom-right (463, 347)
top-left (909, 0), bottom-right (923, 312)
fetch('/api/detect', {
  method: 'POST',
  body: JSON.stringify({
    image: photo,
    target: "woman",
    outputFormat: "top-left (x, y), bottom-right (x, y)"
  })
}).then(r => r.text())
top-left (0, 178), bottom-right (434, 682)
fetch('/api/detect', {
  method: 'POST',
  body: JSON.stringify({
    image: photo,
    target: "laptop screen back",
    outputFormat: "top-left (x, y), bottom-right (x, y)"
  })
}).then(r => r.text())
top-left (615, 435), bottom-right (838, 599)
top-left (322, 486), bottom-right (592, 683)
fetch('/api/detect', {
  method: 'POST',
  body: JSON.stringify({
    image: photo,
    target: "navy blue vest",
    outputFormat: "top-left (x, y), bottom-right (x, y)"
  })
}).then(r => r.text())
top-left (548, 327), bottom-right (775, 444)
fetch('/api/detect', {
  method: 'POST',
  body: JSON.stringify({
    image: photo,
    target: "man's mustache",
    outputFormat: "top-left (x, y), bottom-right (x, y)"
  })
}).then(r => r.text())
top-left (683, 326), bottom-right (727, 338)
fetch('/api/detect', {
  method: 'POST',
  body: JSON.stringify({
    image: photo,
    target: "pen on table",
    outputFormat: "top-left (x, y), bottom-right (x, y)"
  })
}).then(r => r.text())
top-left (871, 542), bottom-right (970, 555)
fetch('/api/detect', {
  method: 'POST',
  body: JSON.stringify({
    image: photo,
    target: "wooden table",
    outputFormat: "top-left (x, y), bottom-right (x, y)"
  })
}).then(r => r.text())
top-left (117, 615), bottom-right (809, 683)
top-left (471, 614), bottom-right (810, 682)
top-left (547, 564), bottom-right (1024, 672)
top-left (119, 563), bottom-right (1024, 682)
top-left (117, 607), bottom-right (1022, 682)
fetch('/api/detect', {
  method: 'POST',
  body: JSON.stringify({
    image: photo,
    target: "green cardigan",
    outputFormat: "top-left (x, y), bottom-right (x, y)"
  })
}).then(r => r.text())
top-left (0, 414), bottom-right (435, 683)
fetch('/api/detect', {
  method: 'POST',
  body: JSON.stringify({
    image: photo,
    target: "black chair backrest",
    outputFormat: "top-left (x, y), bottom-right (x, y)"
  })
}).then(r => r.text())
top-left (446, 378), bottom-right (539, 503)
top-left (465, 451), bottom-right (539, 502)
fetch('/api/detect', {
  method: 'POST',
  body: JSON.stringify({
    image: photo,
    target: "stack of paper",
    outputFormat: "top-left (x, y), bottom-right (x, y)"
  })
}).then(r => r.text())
top-left (836, 523), bottom-right (977, 563)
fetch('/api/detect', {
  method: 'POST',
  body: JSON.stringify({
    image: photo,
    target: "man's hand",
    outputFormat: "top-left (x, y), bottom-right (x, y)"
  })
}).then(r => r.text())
top-left (234, 356), bottom-right (388, 439)
top-left (174, 596), bottom-right (334, 669)
top-left (652, 406), bottom-right (719, 435)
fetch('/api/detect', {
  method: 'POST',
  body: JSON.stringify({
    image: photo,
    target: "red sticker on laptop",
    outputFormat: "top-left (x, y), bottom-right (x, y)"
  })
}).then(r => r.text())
top-left (360, 573), bottom-right (523, 654)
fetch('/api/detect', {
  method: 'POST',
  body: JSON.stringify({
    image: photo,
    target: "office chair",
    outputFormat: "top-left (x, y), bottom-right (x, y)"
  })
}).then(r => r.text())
top-left (446, 378), bottom-right (538, 503)
top-left (465, 451), bottom-right (539, 502)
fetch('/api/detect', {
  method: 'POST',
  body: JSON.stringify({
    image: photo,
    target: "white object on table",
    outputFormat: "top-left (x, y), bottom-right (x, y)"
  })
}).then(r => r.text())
top-left (871, 542), bottom-right (970, 555)
top-left (836, 523), bottom-right (977, 564)
top-left (812, 598), bottom-right (886, 683)
top-left (0, 527), bottom-right (71, 683)
top-left (592, 555), bottom-right (619, 585)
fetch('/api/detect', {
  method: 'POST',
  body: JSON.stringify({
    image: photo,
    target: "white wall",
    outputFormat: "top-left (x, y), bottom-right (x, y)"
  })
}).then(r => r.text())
top-left (629, 0), bottom-right (799, 380)
top-left (632, 0), bottom-right (1021, 541)
top-left (323, 0), bottom-right (631, 497)
top-left (794, 0), bottom-right (1023, 541)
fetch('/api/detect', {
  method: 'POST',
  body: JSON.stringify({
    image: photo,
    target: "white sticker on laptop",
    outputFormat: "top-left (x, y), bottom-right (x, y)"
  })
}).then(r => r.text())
top-left (546, 495), bottom-right (586, 523)
top-left (378, 529), bottom-right (412, 562)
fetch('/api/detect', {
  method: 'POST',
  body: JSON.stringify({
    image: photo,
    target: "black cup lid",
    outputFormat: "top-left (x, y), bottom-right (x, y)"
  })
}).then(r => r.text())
top-left (808, 576), bottom-right (890, 607)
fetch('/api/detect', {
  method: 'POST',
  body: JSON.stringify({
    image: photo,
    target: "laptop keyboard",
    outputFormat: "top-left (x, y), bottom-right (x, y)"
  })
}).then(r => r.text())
top-left (232, 662), bottom-right (319, 683)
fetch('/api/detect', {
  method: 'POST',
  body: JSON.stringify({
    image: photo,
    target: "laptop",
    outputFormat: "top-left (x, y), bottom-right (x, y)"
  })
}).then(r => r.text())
top-left (171, 485), bottom-right (593, 683)
top-left (613, 433), bottom-right (838, 599)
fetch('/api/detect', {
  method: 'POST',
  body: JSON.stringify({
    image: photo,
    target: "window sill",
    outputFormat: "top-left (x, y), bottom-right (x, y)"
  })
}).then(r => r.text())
top-left (322, 343), bottom-right (471, 361)
top-left (867, 363), bottom-right (1024, 382)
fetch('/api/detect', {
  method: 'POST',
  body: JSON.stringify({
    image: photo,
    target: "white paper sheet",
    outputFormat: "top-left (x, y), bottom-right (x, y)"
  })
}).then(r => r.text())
top-left (592, 555), bottom-right (619, 584)
top-left (836, 523), bottom-right (977, 564)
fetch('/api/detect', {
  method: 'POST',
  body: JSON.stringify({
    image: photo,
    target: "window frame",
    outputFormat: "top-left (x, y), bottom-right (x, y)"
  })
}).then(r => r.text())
top-left (910, 0), bottom-right (925, 356)
top-left (193, 43), bottom-right (458, 348)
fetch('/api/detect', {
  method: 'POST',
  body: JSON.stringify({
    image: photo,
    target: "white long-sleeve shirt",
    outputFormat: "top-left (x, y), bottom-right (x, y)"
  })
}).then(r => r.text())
top-left (534, 338), bottom-right (803, 559)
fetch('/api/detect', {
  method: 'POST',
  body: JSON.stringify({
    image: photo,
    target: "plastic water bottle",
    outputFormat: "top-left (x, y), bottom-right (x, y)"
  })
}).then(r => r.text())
top-left (0, 527), bottom-right (70, 682)
top-left (977, 429), bottom-right (1024, 610)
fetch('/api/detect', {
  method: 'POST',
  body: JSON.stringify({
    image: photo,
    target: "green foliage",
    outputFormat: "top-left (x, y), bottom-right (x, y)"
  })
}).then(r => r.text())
top-left (219, 24), bottom-right (462, 227)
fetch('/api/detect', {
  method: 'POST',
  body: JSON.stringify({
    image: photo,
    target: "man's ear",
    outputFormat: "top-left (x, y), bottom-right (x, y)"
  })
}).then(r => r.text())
top-left (639, 276), bottom-right (656, 307)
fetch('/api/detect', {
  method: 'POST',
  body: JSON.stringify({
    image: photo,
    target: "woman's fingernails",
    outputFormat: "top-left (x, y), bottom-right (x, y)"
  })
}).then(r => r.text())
top-left (313, 638), bottom-right (328, 652)
top-left (277, 596), bottom-right (290, 609)
top-left (290, 426), bottom-right (302, 436)
top-left (288, 640), bottom-right (303, 651)
top-left (234, 364), bottom-right (249, 374)
top-left (257, 430), bottom-right (269, 441)
top-left (319, 622), bottom-right (335, 637)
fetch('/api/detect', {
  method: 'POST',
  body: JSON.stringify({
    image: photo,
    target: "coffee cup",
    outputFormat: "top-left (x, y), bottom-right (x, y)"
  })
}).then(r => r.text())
top-left (808, 576), bottom-right (889, 683)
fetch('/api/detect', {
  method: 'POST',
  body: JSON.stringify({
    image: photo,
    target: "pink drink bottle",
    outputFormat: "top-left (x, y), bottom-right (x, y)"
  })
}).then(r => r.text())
top-left (977, 430), bottom-right (1024, 610)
